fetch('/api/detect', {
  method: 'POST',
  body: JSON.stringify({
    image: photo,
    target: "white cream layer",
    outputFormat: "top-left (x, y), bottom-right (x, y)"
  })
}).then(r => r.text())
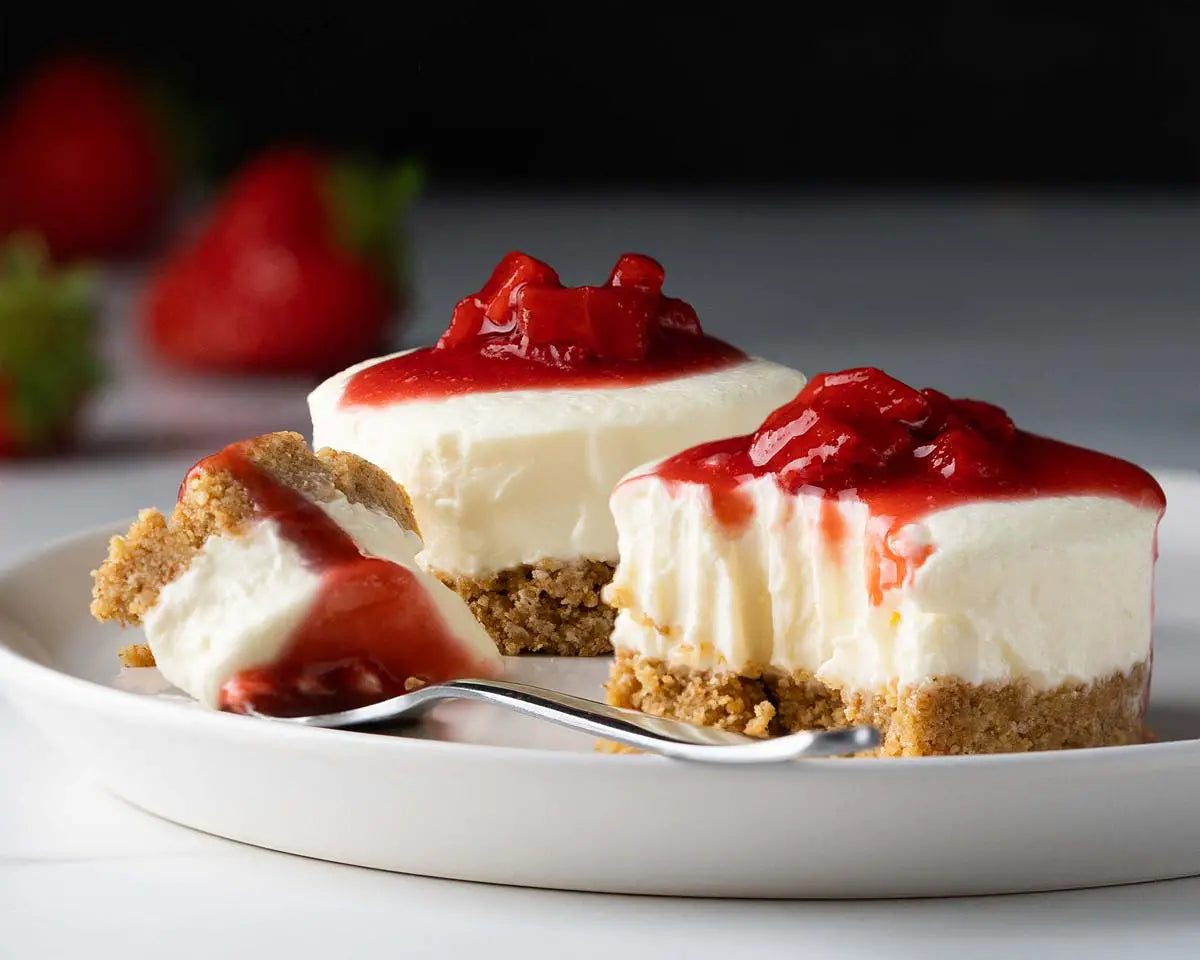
top-left (308, 354), bottom-right (805, 577)
top-left (607, 473), bottom-right (1159, 691)
top-left (144, 495), bottom-right (500, 708)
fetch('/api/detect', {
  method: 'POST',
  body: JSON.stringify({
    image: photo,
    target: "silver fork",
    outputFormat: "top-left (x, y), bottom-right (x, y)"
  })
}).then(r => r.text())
top-left (247, 677), bottom-right (880, 762)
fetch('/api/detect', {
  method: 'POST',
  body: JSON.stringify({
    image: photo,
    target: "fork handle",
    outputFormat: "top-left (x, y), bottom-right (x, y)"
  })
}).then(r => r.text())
top-left (309, 677), bottom-right (880, 763)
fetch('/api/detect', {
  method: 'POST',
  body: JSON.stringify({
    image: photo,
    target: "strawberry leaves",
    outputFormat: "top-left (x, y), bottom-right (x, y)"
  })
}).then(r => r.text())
top-left (326, 157), bottom-right (423, 301)
top-left (0, 237), bottom-right (101, 451)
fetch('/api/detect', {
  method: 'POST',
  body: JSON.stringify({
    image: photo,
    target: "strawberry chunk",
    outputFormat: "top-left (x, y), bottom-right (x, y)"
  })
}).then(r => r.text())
top-left (799, 367), bottom-right (930, 424)
top-left (751, 403), bottom-right (915, 482)
top-left (658, 297), bottom-right (702, 334)
top-left (952, 397), bottom-right (1017, 444)
top-left (480, 252), bottom-right (560, 324)
top-left (438, 251), bottom-right (559, 348)
top-left (750, 406), bottom-right (856, 474)
top-left (608, 253), bottom-right (665, 294)
top-left (915, 427), bottom-right (1014, 485)
top-left (584, 287), bottom-right (656, 360)
top-left (918, 388), bottom-right (956, 434)
top-left (516, 286), bottom-right (597, 351)
top-left (747, 366), bottom-right (1022, 492)
top-left (436, 251), bottom-right (702, 365)
top-left (516, 286), bottom-right (655, 362)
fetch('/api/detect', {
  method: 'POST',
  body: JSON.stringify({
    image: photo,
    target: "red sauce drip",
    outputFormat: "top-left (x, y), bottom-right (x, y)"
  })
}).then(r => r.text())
top-left (709, 484), bottom-right (756, 534)
top-left (341, 251), bottom-right (745, 405)
top-left (649, 368), bottom-right (1166, 605)
top-left (183, 444), bottom-right (495, 717)
top-left (864, 515), bottom-right (936, 606)
top-left (818, 496), bottom-right (847, 556)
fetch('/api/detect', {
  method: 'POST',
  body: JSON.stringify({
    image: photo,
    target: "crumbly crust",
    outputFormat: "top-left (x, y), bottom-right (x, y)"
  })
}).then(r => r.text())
top-left (606, 651), bottom-right (1149, 756)
top-left (92, 432), bottom-right (417, 657)
top-left (437, 559), bottom-right (616, 656)
top-left (604, 653), bottom-right (777, 735)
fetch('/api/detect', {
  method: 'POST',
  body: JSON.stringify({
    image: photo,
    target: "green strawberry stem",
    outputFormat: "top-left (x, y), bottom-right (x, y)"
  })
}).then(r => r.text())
top-left (0, 236), bottom-right (101, 450)
top-left (326, 157), bottom-right (423, 304)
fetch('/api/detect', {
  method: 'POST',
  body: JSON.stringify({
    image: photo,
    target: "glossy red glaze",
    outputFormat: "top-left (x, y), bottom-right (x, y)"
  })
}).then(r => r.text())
top-left (341, 251), bottom-right (744, 405)
top-left (182, 443), bottom-right (490, 716)
top-left (650, 368), bottom-right (1166, 604)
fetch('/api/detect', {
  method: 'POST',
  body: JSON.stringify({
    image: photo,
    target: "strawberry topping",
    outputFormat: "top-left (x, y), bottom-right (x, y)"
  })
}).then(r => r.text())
top-left (437, 251), bottom-right (705, 364)
top-left (342, 252), bottom-right (744, 405)
top-left (647, 367), bottom-right (1165, 602)
top-left (744, 367), bottom-right (1018, 489)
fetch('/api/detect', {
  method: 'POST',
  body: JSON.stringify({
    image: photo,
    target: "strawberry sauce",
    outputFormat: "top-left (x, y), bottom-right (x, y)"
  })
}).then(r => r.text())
top-left (341, 252), bottom-right (744, 405)
top-left (183, 443), bottom-right (491, 717)
top-left (650, 368), bottom-right (1166, 604)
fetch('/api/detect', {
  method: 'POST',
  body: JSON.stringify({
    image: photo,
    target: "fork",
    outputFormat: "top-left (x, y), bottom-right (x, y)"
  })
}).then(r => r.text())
top-left (247, 677), bottom-right (880, 763)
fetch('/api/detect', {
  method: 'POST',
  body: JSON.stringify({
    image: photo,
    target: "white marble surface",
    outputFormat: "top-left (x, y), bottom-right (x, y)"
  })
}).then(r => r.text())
top-left (3, 193), bottom-right (1200, 956)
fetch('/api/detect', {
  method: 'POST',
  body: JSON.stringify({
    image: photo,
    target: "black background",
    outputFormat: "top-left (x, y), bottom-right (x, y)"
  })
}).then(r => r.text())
top-left (7, 4), bottom-right (1200, 185)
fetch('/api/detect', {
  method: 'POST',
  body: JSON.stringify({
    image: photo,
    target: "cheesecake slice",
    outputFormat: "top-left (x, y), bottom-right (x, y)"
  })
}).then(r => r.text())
top-left (309, 252), bottom-right (804, 656)
top-left (605, 368), bottom-right (1165, 756)
top-left (91, 432), bottom-right (500, 716)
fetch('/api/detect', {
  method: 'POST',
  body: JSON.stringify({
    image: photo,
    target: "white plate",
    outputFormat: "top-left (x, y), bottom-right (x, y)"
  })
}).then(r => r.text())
top-left (2, 472), bottom-right (1199, 899)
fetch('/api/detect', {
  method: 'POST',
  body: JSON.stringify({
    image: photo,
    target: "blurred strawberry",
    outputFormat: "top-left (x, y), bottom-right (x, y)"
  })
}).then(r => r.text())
top-left (145, 146), bottom-right (420, 375)
top-left (0, 238), bottom-right (101, 456)
top-left (0, 380), bottom-right (21, 458)
top-left (0, 55), bottom-right (169, 261)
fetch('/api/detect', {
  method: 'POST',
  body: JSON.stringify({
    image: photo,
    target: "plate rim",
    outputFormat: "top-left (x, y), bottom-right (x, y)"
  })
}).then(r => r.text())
top-left (3, 483), bottom-right (1199, 776)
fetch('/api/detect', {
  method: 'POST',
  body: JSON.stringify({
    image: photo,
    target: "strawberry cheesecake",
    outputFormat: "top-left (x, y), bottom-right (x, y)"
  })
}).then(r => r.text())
top-left (309, 252), bottom-right (804, 656)
top-left (605, 368), bottom-right (1166, 756)
top-left (91, 432), bottom-right (500, 716)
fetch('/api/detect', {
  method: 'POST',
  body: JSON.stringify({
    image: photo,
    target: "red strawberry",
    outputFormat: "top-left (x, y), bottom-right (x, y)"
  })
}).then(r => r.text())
top-left (206, 149), bottom-right (331, 247)
top-left (0, 380), bottom-right (21, 458)
top-left (0, 55), bottom-right (169, 261)
top-left (0, 238), bottom-right (101, 457)
top-left (145, 146), bottom-right (420, 375)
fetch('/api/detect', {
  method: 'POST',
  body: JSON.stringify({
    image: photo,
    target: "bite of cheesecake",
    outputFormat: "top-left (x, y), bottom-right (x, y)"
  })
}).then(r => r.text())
top-left (91, 432), bottom-right (501, 716)
top-left (309, 252), bottom-right (804, 656)
top-left (605, 368), bottom-right (1165, 756)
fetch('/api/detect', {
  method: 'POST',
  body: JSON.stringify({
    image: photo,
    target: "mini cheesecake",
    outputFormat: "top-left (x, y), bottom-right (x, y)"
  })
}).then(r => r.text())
top-left (309, 252), bottom-right (804, 656)
top-left (91, 432), bottom-right (500, 716)
top-left (605, 368), bottom-right (1165, 756)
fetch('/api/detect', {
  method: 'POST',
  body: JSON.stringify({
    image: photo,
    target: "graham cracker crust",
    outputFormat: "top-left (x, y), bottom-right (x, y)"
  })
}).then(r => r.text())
top-left (91, 431), bottom-right (417, 667)
top-left (606, 651), bottom-right (1149, 756)
top-left (437, 559), bottom-right (616, 656)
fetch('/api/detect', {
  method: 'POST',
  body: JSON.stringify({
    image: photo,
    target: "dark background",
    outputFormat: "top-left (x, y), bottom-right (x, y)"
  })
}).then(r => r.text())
top-left (7, 4), bottom-right (1200, 185)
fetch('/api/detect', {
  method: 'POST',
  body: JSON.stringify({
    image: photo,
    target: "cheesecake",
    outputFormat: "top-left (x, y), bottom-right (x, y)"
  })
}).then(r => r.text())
top-left (309, 252), bottom-right (804, 656)
top-left (605, 368), bottom-right (1165, 755)
top-left (91, 432), bottom-right (500, 716)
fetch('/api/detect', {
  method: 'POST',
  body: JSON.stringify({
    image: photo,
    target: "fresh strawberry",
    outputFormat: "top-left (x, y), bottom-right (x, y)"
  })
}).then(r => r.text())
top-left (0, 380), bottom-right (21, 458)
top-left (205, 149), bottom-right (331, 248)
top-left (0, 55), bottom-right (169, 261)
top-left (0, 238), bottom-right (101, 456)
top-left (145, 146), bottom-right (420, 375)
